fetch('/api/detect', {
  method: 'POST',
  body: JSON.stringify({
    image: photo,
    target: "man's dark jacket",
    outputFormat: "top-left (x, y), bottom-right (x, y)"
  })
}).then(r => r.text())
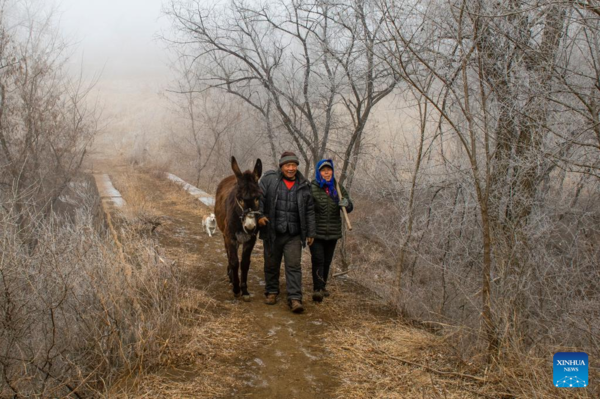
top-left (259, 170), bottom-right (316, 246)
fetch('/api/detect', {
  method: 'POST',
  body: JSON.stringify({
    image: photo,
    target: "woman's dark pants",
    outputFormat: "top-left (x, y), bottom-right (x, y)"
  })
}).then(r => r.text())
top-left (310, 238), bottom-right (338, 291)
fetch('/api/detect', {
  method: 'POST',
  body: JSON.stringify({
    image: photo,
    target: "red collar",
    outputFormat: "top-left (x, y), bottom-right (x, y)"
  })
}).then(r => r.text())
top-left (283, 179), bottom-right (295, 190)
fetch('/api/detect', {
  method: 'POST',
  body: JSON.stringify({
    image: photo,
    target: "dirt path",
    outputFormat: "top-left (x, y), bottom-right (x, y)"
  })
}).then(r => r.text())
top-left (113, 170), bottom-right (345, 397)
top-left (103, 167), bottom-right (489, 398)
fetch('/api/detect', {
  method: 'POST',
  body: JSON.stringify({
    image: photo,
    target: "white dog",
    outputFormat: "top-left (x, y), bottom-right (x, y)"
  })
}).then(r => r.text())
top-left (202, 213), bottom-right (217, 237)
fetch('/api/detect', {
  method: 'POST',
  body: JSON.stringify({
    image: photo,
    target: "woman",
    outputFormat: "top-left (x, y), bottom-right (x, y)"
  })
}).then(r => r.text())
top-left (310, 159), bottom-right (353, 302)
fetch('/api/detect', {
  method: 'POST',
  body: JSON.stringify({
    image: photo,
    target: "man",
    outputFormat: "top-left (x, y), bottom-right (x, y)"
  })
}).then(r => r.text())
top-left (258, 151), bottom-right (316, 313)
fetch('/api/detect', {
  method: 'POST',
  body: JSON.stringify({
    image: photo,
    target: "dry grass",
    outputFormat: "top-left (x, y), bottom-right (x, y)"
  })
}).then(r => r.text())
top-left (0, 183), bottom-right (181, 397)
top-left (492, 347), bottom-right (598, 398)
top-left (338, 191), bottom-right (600, 398)
top-left (106, 167), bottom-right (260, 397)
top-left (111, 291), bottom-right (258, 398)
top-left (319, 287), bottom-right (485, 398)
top-left (323, 276), bottom-right (598, 398)
top-left (106, 167), bottom-right (599, 398)
top-left (112, 169), bottom-right (163, 224)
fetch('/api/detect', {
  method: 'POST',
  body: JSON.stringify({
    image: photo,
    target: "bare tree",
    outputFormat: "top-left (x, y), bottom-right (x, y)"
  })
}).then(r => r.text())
top-left (167, 57), bottom-right (241, 187)
top-left (374, 0), bottom-right (600, 367)
top-left (0, 0), bottom-right (97, 246)
top-left (0, 2), bottom-right (182, 396)
top-left (164, 0), bottom-right (396, 180)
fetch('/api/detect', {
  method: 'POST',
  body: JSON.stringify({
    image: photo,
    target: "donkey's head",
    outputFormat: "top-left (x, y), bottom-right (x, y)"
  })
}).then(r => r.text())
top-left (231, 156), bottom-right (262, 232)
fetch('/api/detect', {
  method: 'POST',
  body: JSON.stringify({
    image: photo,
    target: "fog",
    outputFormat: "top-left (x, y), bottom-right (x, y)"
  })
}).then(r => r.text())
top-left (59, 0), bottom-right (174, 161)
top-left (60, 0), bottom-right (170, 81)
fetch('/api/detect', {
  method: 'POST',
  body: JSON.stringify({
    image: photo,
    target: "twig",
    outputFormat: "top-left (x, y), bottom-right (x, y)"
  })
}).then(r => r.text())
top-left (461, 386), bottom-right (513, 399)
top-left (362, 334), bottom-right (488, 383)
top-left (371, 347), bottom-right (487, 383)
top-left (333, 270), bottom-right (349, 277)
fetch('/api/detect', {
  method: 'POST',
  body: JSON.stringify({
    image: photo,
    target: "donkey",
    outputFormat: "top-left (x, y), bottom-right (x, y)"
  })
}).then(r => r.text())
top-left (214, 157), bottom-right (262, 301)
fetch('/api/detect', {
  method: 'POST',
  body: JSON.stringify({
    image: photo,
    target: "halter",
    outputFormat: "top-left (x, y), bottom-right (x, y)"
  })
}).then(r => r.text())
top-left (236, 199), bottom-right (261, 234)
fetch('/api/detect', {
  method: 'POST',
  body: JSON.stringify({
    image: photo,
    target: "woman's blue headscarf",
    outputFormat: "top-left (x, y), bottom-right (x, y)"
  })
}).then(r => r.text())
top-left (315, 159), bottom-right (339, 202)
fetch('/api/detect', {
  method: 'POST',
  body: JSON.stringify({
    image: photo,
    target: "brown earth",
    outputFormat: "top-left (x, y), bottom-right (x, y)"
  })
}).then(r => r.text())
top-left (99, 165), bottom-right (493, 398)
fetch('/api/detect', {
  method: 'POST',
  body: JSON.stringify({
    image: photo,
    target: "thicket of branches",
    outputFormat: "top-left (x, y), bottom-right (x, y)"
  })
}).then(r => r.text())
top-left (0, 0), bottom-right (98, 248)
top-left (0, 1), bottom-right (183, 396)
top-left (164, 0), bottom-right (397, 184)
top-left (367, 0), bottom-right (600, 364)
top-left (0, 181), bottom-right (181, 396)
top-left (163, 0), bottom-right (600, 376)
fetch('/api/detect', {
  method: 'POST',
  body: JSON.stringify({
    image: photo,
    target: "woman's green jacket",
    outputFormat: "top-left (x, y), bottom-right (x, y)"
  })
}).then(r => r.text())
top-left (310, 179), bottom-right (353, 240)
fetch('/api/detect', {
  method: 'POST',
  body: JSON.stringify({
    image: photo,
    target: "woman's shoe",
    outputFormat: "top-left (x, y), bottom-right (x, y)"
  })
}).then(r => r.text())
top-left (312, 290), bottom-right (324, 303)
top-left (264, 293), bottom-right (278, 305)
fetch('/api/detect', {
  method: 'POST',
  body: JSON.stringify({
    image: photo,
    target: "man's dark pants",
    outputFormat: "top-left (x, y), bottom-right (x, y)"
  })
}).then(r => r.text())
top-left (264, 233), bottom-right (303, 301)
top-left (309, 238), bottom-right (337, 291)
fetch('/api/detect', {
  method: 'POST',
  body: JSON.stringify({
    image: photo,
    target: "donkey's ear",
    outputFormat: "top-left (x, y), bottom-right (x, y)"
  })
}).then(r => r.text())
top-left (253, 158), bottom-right (262, 182)
top-left (231, 156), bottom-right (242, 178)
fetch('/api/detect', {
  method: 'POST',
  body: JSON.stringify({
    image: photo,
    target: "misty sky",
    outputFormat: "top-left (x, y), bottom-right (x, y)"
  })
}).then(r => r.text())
top-left (60, 0), bottom-right (171, 82)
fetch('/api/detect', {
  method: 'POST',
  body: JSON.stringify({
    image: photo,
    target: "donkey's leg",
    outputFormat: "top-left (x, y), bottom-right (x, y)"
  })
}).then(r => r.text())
top-left (226, 238), bottom-right (241, 297)
top-left (240, 236), bottom-right (257, 302)
top-left (224, 237), bottom-right (234, 284)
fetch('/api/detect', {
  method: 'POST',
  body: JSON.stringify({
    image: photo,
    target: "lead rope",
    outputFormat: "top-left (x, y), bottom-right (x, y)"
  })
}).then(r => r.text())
top-left (237, 199), bottom-right (260, 235)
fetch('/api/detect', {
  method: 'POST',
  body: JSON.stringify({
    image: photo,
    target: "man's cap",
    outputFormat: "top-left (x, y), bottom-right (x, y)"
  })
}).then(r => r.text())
top-left (279, 151), bottom-right (300, 166)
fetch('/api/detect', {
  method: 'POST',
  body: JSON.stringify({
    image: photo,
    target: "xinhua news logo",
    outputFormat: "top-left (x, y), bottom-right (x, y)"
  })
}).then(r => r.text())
top-left (553, 352), bottom-right (588, 388)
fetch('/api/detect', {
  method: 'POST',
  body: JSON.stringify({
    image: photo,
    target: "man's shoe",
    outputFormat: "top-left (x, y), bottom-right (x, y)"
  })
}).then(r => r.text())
top-left (289, 299), bottom-right (304, 313)
top-left (264, 293), bottom-right (278, 305)
top-left (312, 290), bottom-right (324, 303)
top-left (323, 288), bottom-right (330, 297)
